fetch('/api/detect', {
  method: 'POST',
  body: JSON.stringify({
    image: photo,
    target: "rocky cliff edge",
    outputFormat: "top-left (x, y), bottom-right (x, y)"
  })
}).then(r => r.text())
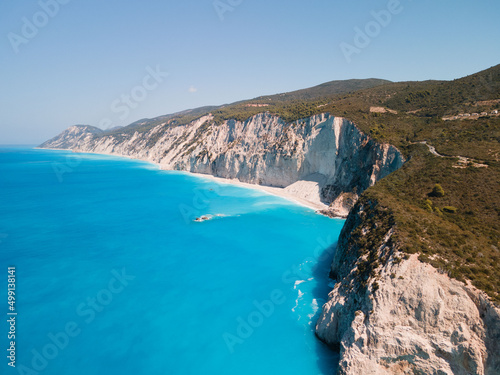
top-left (316, 199), bottom-right (500, 375)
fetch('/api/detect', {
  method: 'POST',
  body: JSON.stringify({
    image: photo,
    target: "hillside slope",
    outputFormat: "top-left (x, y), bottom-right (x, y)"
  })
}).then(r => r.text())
top-left (314, 66), bottom-right (500, 374)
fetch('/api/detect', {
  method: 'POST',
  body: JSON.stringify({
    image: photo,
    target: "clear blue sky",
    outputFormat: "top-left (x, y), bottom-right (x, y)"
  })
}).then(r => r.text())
top-left (1, 0), bottom-right (499, 144)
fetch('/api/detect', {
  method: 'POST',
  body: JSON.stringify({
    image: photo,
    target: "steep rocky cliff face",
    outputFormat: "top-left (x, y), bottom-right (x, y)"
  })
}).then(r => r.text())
top-left (40, 113), bottom-right (404, 216)
top-left (316, 199), bottom-right (500, 375)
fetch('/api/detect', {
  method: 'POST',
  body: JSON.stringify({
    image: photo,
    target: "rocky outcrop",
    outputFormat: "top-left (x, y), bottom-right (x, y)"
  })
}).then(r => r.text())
top-left (316, 199), bottom-right (500, 375)
top-left (40, 113), bottom-right (404, 215)
top-left (41, 125), bottom-right (103, 149)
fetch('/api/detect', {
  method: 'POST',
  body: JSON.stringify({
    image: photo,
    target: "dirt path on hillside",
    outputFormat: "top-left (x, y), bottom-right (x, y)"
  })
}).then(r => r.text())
top-left (414, 141), bottom-right (488, 168)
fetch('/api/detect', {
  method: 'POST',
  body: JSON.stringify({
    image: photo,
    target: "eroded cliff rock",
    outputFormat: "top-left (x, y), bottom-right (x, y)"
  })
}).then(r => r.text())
top-left (40, 113), bottom-right (404, 215)
top-left (316, 199), bottom-right (500, 375)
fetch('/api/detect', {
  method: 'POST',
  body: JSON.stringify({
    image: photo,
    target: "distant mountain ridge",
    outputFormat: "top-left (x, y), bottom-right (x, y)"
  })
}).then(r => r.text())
top-left (97, 78), bottom-right (391, 137)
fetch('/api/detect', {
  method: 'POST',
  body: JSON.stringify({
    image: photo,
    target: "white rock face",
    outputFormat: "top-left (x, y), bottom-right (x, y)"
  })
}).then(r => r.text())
top-left (40, 113), bottom-right (404, 214)
top-left (316, 202), bottom-right (500, 375)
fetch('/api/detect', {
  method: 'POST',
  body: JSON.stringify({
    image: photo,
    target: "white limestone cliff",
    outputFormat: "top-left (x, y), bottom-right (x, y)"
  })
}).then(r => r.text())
top-left (40, 113), bottom-right (404, 216)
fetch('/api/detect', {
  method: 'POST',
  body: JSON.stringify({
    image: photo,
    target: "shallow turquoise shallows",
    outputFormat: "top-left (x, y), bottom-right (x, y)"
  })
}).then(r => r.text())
top-left (0, 147), bottom-right (343, 375)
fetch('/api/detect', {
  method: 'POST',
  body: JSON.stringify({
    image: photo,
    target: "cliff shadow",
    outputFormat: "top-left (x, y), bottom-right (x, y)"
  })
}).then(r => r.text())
top-left (311, 241), bottom-right (341, 375)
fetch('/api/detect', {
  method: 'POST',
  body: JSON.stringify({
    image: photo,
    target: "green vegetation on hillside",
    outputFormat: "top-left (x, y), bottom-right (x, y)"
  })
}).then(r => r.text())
top-left (336, 65), bottom-right (500, 303)
top-left (103, 106), bottom-right (218, 137)
top-left (366, 144), bottom-right (500, 303)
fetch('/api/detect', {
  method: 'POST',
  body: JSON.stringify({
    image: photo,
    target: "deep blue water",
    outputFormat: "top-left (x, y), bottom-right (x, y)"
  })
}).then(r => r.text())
top-left (0, 147), bottom-right (342, 375)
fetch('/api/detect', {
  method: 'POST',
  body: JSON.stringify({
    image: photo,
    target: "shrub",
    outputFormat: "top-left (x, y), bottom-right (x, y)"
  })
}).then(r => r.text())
top-left (424, 199), bottom-right (433, 212)
top-left (443, 206), bottom-right (458, 213)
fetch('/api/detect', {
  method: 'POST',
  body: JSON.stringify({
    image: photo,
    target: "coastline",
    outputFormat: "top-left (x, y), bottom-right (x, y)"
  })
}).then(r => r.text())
top-left (183, 171), bottom-right (330, 212)
top-left (35, 147), bottom-right (331, 213)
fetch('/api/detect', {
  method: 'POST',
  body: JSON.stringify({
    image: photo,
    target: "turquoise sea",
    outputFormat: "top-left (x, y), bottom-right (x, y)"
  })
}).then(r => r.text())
top-left (0, 147), bottom-right (343, 375)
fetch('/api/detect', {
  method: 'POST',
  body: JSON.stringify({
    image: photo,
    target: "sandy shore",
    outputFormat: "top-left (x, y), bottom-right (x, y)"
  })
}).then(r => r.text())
top-left (182, 172), bottom-right (329, 212)
top-left (36, 147), bottom-right (328, 212)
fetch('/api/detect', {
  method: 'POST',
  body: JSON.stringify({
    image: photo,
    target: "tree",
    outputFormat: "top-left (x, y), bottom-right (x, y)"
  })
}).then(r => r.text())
top-left (430, 184), bottom-right (445, 197)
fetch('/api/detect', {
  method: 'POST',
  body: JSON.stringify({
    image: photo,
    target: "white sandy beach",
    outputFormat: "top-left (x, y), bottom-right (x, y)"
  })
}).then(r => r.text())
top-left (184, 171), bottom-right (329, 212)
